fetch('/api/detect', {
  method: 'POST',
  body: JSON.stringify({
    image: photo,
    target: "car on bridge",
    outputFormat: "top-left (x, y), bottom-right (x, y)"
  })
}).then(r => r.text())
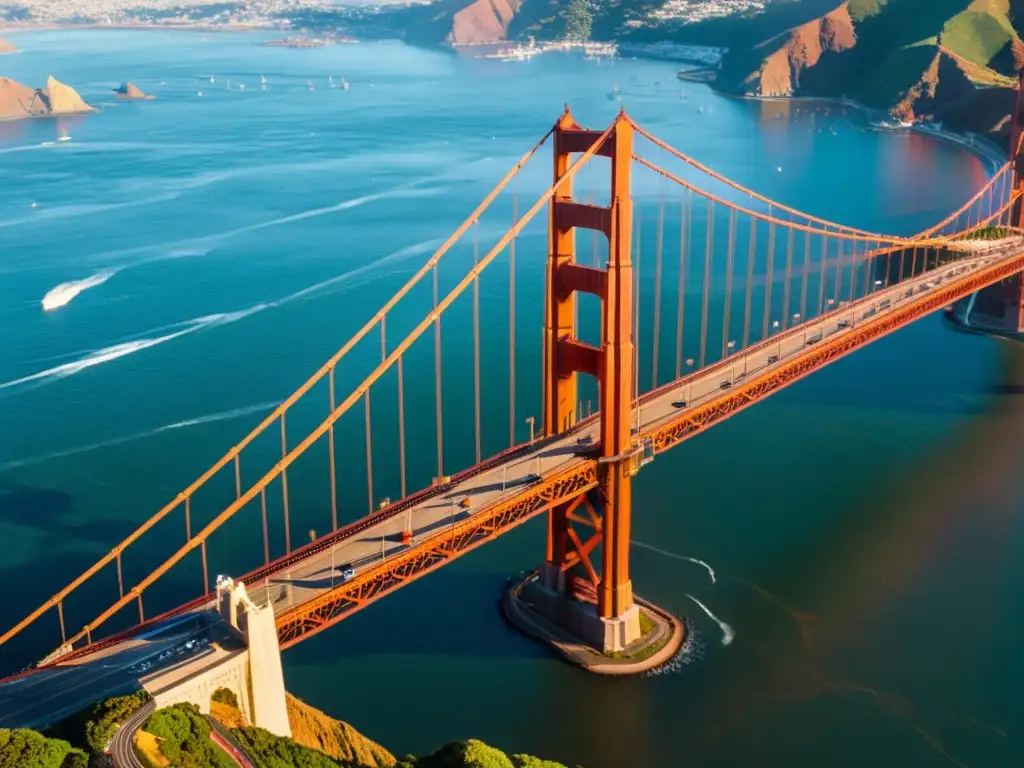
top-left (340, 565), bottom-right (356, 582)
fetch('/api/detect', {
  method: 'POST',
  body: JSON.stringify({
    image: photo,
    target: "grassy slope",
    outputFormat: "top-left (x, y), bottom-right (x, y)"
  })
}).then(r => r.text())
top-left (941, 0), bottom-right (1018, 67)
top-left (285, 693), bottom-right (395, 768)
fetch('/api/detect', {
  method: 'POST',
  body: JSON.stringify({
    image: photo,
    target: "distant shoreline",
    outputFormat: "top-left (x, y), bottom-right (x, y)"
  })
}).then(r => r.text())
top-left (0, 21), bottom-right (276, 34)
top-left (0, 23), bottom-right (1012, 171)
top-left (731, 92), bottom-right (1008, 169)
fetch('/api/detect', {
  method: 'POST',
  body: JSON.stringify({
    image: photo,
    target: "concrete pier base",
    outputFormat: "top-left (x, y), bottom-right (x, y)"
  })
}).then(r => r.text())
top-left (503, 571), bottom-right (684, 675)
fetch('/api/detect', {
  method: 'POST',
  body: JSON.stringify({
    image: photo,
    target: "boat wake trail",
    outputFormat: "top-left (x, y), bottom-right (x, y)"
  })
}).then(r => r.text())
top-left (41, 269), bottom-right (116, 311)
top-left (0, 305), bottom-right (265, 395)
top-left (632, 539), bottom-right (717, 584)
top-left (9, 237), bottom-right (435, 395)
top-left (0, 400), bottom-right (280, 474)
top-left (686, 594), bottom-right (735, 646)
top-left (35, 180), bottom-right (444, 310)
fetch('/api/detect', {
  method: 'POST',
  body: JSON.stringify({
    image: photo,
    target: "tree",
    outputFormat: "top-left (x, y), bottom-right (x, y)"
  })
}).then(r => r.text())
top-left (563, 0), bottom-right (593, 42)
top-left (0, 728), bottom-right (88, 768)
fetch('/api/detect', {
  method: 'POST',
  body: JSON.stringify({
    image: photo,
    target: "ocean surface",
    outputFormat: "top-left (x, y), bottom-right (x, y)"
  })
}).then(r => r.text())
top-left (0, 29), bottom-right (1021, 767)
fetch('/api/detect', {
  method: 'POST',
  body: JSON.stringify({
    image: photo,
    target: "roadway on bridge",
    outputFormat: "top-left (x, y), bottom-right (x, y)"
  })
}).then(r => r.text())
top-left (3, 239), bottom-right (1019, 728)
top-left (241, 237), bottom-right (1024, 623)
top-left (0, 612), bottom-right (242, 731)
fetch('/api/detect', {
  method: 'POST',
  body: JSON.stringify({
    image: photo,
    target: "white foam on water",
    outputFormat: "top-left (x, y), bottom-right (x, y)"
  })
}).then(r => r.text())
top-left (41, 269), bottom-right (116, 311)
top-left (687, 594), bottom-right (735, 646)
top-left (0, 305), bottom-right (265, 394)
top-left (11, 236), bottom-right (436, 393)
top-left (0, 400), bottom-right (280, 474)
top-left (633, 539), bottom-right (717, 584)
top-left (645, 621), bottom-right (705, 676)
top-left (0, 193), bottom-right (180, 229)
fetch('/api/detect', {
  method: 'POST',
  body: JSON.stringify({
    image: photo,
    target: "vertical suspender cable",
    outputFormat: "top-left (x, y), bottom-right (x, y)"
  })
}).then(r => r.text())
top-left (781, 226), bottom-right (794, 330)
top-left (365, 389), bottom-right (373, 515)
top-left (652, 182), bottom-right (665, 387)
top-left (509, 187), bottom-right (517, 448)
top-left (818, 229), bottom-right (829, 315)
top-left (433, 262), bottom-right (444, 479)
top-left (473, 221), bottom-right (482, 464)
top-left (831, 235), bottom-right (842, 304)
top-left (260, 487), bottom-right (269, 565)
top-left (397, 356), bottom-right (407, 498)
top-left (762, 218), bottom-right (776, 339)
top-left (742, 216), bottom-right (756, 350)
top-left (675, 191), bottom-right (691, 378)
top-left (281, 412), bottom-right (291, 554)
top-left (698, 201), bottom-right (714, 368)
top-left (721, 208), bottom-right (736, 358)
top-left (328, 366), bottom-right (338, 532)
top-left (800, 229), bottom-right (811, 323)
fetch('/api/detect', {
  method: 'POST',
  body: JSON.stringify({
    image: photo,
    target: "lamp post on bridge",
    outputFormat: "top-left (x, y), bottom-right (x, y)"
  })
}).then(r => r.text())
top-left (525, 416), bottom-right (535, 445)
top-left (685, 358), bottom-right (695, 405)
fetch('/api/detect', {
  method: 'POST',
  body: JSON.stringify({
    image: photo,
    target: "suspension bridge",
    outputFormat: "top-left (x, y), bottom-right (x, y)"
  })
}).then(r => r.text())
top-left (4, 101), bottom-right (1024, 683)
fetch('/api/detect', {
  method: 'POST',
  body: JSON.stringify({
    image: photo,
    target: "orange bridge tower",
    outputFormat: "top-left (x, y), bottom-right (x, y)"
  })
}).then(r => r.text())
top-left (510, 108), bottom-right (681, 661)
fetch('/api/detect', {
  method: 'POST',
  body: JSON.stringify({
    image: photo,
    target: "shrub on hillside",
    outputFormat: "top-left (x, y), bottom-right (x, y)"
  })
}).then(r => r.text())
top-left (142, 704), bottom-right (234, 768)
top-left (396, 740), bottom-right (574, 768)
top-left (211, 688), bottom-right (239, 708)
top-left (0, 727), bottom-right (89, 768)
top-left (82, 692), bottom-right (151, 753)
top-left (232, 726), bottom-right (347, 768)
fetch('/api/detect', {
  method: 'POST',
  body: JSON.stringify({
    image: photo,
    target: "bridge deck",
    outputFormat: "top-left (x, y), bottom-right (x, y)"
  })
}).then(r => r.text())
top-left (239, 238), bottom-right (1023, 630)
top-left (11, 238), bottom-right (1021, 678)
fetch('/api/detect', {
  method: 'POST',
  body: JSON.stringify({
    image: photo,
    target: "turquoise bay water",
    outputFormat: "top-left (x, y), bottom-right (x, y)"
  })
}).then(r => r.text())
top-left (1, 30), bottom-right (1022, 767)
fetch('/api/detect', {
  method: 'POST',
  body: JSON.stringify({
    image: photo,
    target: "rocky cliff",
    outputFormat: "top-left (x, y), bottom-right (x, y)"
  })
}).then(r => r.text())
top-left (0, 75), bottom-right (94, 121)
top-left (0, 77), bottom-right (47, 120)
top-left (727, 2), bottom-right (857, 97)
top-left (44, 75), bottom-right (93, 114)
top-left (714, 0), bottom-right (1024, 147)
top-left (450, 0), bottom-right (520, 43)
top-left (0, 37), bottom-right (15, 54)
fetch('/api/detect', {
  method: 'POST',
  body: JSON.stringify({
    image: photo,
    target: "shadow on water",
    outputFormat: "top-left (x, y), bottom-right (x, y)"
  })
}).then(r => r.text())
top-left (286, 567), bottom-right (551, 663)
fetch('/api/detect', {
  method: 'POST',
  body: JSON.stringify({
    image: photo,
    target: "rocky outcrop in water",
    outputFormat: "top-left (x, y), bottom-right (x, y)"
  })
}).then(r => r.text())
top-left (114, 81), bottom-right (154, 100)
top-left (0, 75), bottom-right (95, 121)
top-left (0, 37), bottom-right (15, 55)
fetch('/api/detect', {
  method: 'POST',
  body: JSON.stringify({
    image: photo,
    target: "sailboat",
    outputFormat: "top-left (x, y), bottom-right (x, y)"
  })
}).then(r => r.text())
top-left (341, 78), bottom-right (350, 90)
top-left (607, 82), bottom-right (621, 101)
top-left (307, 79), bottom-right (314, 91)
top-left (329, 75), bottom-right (335, 88)
top-left (260, 74), bottom-right (267, 90)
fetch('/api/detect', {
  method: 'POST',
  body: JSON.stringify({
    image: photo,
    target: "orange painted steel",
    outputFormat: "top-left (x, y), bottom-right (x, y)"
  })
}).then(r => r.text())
top-left (17, 118), bottom-right (617, 654)
top-left (640, 248), bottom-right (1024, 455)
top-left (0, 125), bottom-right (557, 652)
top-left (633, 154), bottom-right (949, 248)
top-left (634, 117), bottom-right (1014, 244)
top-left (276, 461), bottom-right (600, 647)
top-left (630, 120), bottom-right (887, 238)
top-left (7, 108), bottom-right (1024, 663)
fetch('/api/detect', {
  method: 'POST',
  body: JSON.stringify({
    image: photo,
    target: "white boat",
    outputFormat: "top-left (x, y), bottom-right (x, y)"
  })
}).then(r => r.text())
top-left (308, 79), bottom-right (314, 91)
top-left (260, 75), bottom-right (267, 90)
top-left (341, 79), bottom-right (350, 90)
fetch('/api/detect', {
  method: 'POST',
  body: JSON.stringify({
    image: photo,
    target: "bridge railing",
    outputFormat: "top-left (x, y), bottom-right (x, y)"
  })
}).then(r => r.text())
top-left (3, 110), bottom-right (1018, 668)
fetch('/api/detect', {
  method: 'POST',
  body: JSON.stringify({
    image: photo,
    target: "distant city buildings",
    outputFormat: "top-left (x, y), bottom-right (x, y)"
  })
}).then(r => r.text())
top-left (0, 0), bottom-right (329, 26)
top-left (0, 0), bottom-right (767, 29)
top-left (646, 0), bottom-right (767, 24)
